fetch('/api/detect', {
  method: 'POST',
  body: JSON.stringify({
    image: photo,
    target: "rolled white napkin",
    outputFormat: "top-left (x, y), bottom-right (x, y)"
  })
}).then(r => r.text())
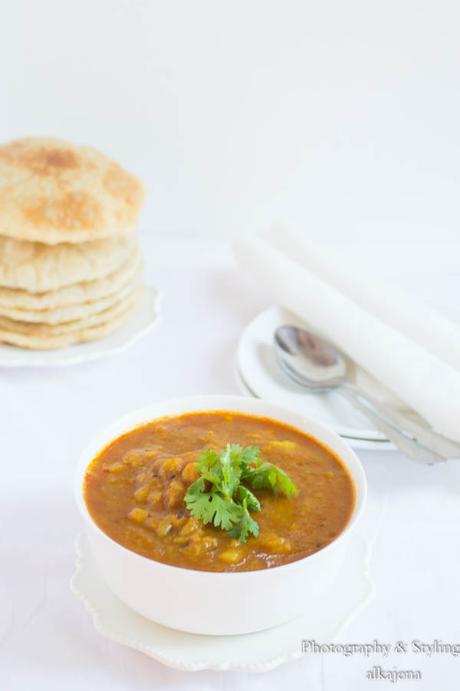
top-left (264, 226), bottom-right (460, 372)
top-left (234, 235), bottom-right (460, 443)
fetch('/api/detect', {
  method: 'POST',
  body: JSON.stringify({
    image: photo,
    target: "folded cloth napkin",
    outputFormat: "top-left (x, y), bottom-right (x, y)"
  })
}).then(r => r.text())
top-left (234, 233), bottom-right (460, 443)
top-left (264, 227), bottom-right (460, 372)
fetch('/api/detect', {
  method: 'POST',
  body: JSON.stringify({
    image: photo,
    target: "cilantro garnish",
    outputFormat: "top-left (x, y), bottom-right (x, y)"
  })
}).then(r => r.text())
top-left (184, 444), bottom-right (298, 542)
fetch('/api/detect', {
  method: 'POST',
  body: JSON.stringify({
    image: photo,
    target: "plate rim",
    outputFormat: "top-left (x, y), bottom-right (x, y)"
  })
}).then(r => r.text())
top-left (71, 531), bottom-right (375, 673)
top-left (0, 286), bottom-right (161, 368)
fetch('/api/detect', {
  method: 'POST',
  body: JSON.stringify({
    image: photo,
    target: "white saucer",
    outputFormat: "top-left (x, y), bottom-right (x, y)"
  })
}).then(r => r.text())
top-left (0, 287), bottom-right (160, 367)
top-left (71, 531), bottom-right (374, 673)
top-left (236, 305), bottom-right (406, 450)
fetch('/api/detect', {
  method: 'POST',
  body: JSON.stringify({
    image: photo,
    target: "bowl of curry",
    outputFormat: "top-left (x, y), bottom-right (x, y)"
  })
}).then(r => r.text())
top-left (76, 395), bottom-right (366, 635)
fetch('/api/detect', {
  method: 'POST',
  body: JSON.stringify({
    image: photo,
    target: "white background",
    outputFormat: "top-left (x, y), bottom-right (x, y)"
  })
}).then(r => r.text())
top-left (2, 3), bottom-right (460, 690)
top-left (2, 0), bottom-right (460, 246)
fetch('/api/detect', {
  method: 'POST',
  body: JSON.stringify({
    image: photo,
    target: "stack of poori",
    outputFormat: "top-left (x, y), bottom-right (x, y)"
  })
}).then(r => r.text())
top-left (0, 137), bottom-right (145, 349)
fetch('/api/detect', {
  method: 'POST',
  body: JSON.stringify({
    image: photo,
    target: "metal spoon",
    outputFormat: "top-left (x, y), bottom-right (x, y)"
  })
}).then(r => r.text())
top-left (274, 325), bottom-right (460, 464)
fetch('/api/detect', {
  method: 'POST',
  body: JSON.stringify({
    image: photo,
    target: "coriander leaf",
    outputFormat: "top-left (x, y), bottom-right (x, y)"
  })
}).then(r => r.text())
top-left (237, 484), bottom-right (261, 512)
top-left (219, 444), bottom-right (244, 497)
top-left (244, 462), bottom-right (298, 497)
top-left (184, 478), bottom-right (242, 531)
top-left (209, 494), bottom-right (242, 531)
top-left (184, 477), bottom-right (215, 522)
top-left (185, 491), bottom-right (215, 524)
top-left (240, 445), bottom-right (261, 467)
top-left (185, 476), bottom-right (206, 498)
top-left (183, 443), bottom-right (297, 543)
top-left (228, 497), bottom-right (260, 542)
top-left (196, 449), bottom-right (221, 485)
top-left (239, 511), bottom-right (260, 542)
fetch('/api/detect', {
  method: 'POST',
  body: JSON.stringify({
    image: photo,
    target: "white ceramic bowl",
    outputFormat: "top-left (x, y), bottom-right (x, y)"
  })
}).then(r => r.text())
top-left (75, 395), bottom-right (367, 636)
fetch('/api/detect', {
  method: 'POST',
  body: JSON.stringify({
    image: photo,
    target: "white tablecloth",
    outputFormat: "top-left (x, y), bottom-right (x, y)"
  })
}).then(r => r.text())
top-left (1, 238), bottom-right (460, 690)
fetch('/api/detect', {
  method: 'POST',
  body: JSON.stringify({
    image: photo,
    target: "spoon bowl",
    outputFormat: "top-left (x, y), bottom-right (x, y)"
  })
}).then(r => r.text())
top-left (274, 325), bottom-right (348, 389)
top-left (274, 324), bottom-right (460, 463)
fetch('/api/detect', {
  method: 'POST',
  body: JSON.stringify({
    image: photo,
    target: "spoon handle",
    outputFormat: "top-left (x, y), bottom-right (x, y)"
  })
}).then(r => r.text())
top-left (338, 386), bottom-right (447, 464)
top-left (341, 382), bottom-right (460, 459)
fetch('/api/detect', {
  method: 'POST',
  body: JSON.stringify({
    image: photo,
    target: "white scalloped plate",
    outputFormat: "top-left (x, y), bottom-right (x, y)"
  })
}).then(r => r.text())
top-left (0, 286), bottom-right (160, 367)
top-left (236, 305), bottom-right (403, 450)
top-left (71, 531), bottom-right (375, 673)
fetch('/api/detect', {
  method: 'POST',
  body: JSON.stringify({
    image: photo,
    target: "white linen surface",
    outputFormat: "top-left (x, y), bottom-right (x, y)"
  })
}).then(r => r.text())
top-left (2, 239), bottom-right (460, 691)
top-left (234, 235), bottom-right (460, 442)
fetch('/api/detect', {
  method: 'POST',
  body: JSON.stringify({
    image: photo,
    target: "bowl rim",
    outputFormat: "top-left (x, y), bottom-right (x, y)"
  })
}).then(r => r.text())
top-left (75, 394), bottom-right (367, 578)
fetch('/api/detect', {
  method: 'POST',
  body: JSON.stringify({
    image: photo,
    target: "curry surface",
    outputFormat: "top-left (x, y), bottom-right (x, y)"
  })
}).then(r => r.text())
top-left (84, 412), bottom-right (355, 572)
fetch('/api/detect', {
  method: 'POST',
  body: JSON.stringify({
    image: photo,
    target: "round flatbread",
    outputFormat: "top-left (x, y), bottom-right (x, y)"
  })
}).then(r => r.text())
top-left (0, 248), bottom-right (142, 311)
top-left (0, 288), bottom-right (144, 350)
top-left (0, 286), bottom-right (143, 336)
top-left (0, 272), bottom-right (142, 324)
top-left (0, 233), bottom-right (137, 292)
top-left (0, 137), bottom-right (144, 244)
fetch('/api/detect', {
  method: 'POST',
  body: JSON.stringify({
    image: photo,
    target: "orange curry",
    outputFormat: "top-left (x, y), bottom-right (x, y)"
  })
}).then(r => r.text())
top-left (84, 411), bottom-right (355, 572)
